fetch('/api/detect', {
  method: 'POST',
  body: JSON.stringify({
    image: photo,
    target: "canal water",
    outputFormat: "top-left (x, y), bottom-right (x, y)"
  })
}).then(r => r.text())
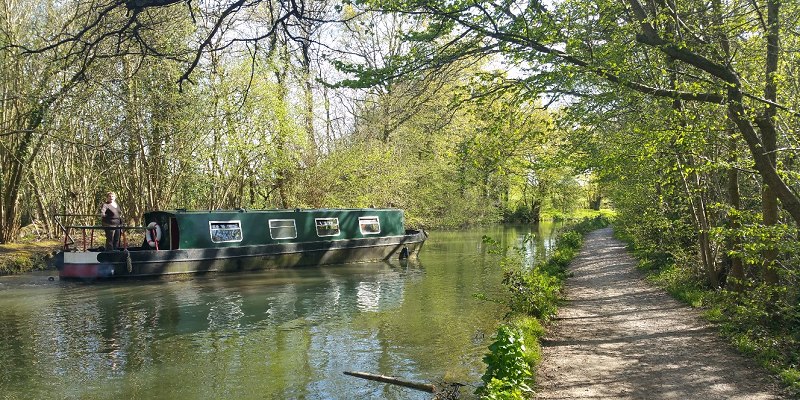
top-left (0, 223), bottom-right (560, 399)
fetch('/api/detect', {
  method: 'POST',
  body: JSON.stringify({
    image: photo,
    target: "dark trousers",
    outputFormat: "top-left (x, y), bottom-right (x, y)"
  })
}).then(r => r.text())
top-left (104, 224), bottom-right (120, 250)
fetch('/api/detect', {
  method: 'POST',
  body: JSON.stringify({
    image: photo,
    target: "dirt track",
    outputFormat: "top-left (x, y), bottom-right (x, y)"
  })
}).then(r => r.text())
top-left (534, 228), bottom-right (787, 399)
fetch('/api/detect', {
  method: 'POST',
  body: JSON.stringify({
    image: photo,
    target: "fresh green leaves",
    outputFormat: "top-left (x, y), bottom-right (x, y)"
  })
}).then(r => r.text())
top-left (478, 325), bottom-right (532, 399)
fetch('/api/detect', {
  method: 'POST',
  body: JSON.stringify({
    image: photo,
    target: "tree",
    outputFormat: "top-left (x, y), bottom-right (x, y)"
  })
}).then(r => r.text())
top-left (0, 0), bottom-right (94, 242)
top-left (328, 0), bottom-right (800, 228)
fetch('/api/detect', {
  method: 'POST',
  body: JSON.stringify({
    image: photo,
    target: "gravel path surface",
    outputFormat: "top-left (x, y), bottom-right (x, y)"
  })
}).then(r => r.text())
top-left (534, 228), bottom-right (787, 399)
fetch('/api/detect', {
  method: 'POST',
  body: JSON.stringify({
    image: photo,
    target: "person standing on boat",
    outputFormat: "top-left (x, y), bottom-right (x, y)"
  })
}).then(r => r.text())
top-left (100, 191), bottom-right (122, 250)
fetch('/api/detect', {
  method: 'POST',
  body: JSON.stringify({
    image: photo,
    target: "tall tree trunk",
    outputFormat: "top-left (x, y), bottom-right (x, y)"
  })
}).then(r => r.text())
top-left (668, 51), bottom-right (719, 287)
top-left (301, 52), bottom-right (317, 163)
top-left (708, 0), bottom-right (743, 290)
top-left (726, 116), bottom-right (744, 291)
top-left (28, 173), bottom-right (52, 238)
top-left (1, 105), bottom-right (47, 243)
top-left (323, 83), bottom-right (333, 151)
top-left (756, 0), bottom-right (780, 285)
top-left (273, 37), bottom-right (292, 209)
top-left (676, 153), bottom-right (719, 288)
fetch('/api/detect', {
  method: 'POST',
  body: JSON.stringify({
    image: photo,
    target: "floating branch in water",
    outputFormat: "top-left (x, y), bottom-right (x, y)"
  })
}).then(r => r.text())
top-left (343, 371), bottom-right (435, 393)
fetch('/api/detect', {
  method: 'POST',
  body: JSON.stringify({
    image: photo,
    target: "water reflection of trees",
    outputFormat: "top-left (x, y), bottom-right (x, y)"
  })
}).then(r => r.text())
top-left (0, 262), bottom-right (420, 398)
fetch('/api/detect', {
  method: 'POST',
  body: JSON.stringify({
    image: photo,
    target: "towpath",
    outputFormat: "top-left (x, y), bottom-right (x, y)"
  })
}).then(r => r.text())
top-left (534, 227), bottom-right (787, 399)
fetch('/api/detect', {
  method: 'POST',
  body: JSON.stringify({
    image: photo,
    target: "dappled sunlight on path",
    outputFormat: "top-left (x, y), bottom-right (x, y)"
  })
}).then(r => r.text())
top-left (534, 228), bottom-right (786, 399)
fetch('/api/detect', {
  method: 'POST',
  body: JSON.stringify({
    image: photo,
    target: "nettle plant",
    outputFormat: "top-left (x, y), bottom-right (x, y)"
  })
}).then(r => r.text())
top-left (477, 325), bottom-right (532, 399)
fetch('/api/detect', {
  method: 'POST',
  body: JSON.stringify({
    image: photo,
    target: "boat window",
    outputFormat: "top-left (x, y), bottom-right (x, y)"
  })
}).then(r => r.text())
top-left (209, 221), bottom-right (243, 243)
top-left (359, 216), bottom-right (381, 235)
top-left (269, 219), bottom-right (297, 239)
top-left (315, 218), bottom-right (340, 237)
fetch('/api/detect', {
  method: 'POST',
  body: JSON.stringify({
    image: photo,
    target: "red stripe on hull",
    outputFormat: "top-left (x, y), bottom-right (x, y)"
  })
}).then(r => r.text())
top-left (60, 264), bottom-right (109, 279)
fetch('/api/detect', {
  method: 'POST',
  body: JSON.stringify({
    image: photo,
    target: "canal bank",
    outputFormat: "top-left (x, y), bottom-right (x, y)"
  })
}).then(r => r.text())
top-left (0, 240), bottom-right (60, 275)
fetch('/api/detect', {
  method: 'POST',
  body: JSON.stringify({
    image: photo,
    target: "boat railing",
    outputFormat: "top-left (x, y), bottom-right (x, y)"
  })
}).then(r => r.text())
top-left (54, 214), bottom-right (148, 252)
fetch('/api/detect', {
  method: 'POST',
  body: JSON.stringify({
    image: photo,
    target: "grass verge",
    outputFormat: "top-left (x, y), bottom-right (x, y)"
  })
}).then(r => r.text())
top-left (0, 241), bottom-right (61, 275)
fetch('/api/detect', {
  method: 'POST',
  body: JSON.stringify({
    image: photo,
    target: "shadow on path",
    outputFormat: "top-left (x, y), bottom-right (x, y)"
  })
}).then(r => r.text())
top-left (534, 228), bottom-right (786, 400)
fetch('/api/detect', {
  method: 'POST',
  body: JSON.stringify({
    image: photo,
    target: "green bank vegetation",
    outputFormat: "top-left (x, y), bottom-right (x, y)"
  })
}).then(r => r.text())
top-left (477, 216), bottom-right (610, 399)
top-left (0, 241), bottom-right (60, 275)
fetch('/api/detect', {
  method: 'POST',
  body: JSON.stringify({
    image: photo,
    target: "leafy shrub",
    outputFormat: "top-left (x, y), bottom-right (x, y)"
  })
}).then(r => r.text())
top-left (502, 267), bottom-right (561, 320)
top-left (513, 318), bottom-right (545, 366)
top-left (502, 203), bottom-right (542, 224)
top-left (0, 255), bottom-right (38, 275)
top-left (557, 230), bottom-right (582, 249)
top-left (1, 256), bottom-right (26, 275)
top-left (481, 378), bottom-right (525, 400)
top-left (477, 325), bottom-right (532, 399)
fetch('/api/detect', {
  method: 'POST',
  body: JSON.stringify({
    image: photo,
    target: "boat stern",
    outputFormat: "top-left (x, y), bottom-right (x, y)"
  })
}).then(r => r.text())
top-left (56, 251), bottom-right (116, 279)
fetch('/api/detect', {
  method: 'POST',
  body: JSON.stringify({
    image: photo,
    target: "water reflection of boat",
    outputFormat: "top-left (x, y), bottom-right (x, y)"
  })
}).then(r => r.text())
top-left (54, 208), bottom-right (426, 280)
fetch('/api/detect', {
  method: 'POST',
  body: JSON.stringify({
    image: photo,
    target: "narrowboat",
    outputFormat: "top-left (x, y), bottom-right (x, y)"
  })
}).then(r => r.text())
top-left (54, 208), bottom-right (426, 279)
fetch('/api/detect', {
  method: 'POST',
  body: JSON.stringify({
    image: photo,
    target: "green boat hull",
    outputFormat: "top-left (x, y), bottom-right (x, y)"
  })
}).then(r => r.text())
top-left (57, 230), bottom-right (426, 279)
